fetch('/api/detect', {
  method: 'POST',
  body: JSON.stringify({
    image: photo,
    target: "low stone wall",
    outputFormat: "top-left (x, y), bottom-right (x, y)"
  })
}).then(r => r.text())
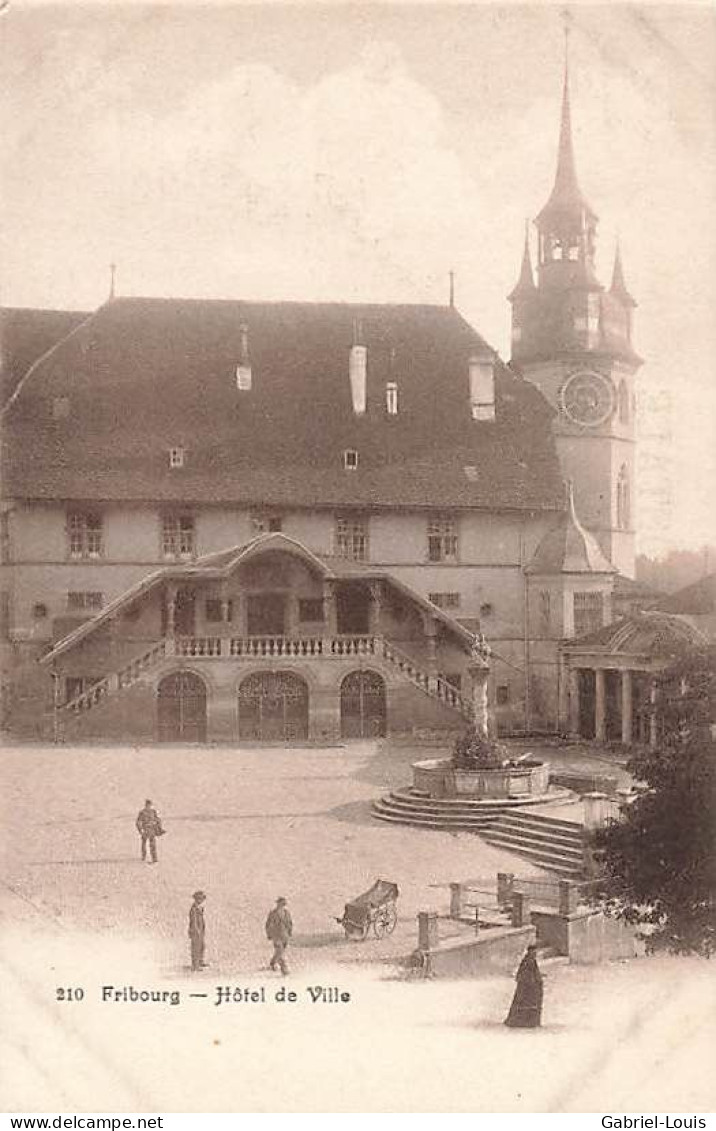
top-left (532, 908), bottom-right (643, 963)
top-left (422, 925), bottom-right (537, 979)
top-left (413, 758), bottom-right (549, 800)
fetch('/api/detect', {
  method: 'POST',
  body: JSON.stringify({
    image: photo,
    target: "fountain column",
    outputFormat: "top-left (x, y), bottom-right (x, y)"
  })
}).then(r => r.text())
top-left (467, 633), bottom-right (491, 738)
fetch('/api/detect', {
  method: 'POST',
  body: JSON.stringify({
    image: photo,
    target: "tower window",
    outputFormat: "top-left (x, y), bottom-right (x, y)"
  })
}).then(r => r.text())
top-left (617, 465), bottom-right (631, 530)
top-left (162, 514), bottom-right (195, 559)
top-left (33, 602), bottom-right (48, 619)
top-left (427, 516), bottom-right (458, 563)
top-left (343, 449), bottom-right (358, 471)
top-left (67, 512), bottom-right (103, 559)
top-left (335, 514), bottom-right (368, 561)
top-left (573, 592), bottom-right (604, 638)
top-left (169, 447), bottom-right (186, 469)
top-left (618, 381), bottom-right (630, 425)
top-left (386, 382), bottom-right (398, 415)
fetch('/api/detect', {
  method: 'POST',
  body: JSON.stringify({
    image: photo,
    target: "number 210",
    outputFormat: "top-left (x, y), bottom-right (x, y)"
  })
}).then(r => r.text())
top-left (56, 987), bottom-right (84, 1002)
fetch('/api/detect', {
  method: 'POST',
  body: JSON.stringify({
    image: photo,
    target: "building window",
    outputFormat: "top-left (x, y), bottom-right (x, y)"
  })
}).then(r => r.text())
top-left (33, 603), bottom-right (48, 619)
top-left (169, 447), bottom-right (186, 469)
top-left (479, 602), bottom-right (493, 618)
top-left (539, 590), bottom-right (551, 634)
top-left (427, 515), bottom-right (458, 563)
top-left (496, 684), bottom-right (510, 706)
top-left (0, 512), bottom-right (9, 564)
top-left (67, 591), bottom-right (103, 612)
top-left (299, 598), bottom-right (324, 623)
top-left (428, 592), bottom-right (460, 610)
top-left (336, 515), bottom-right (368, 561)
top-left (386, 382), bottom-right (398, 415)
top-left (251, 512), bottom-right (283, 535)
top-left (52, 396), bottom-right (70, 420)
top-left (205, 598), bottom-right (232, 623)
top-left (162, 514), bottom-right (195, 559)
top-left (617, 465), bottom-right (631, 530)
top-left (68, 512), bottom-right (103, 559)
top-left (573, 591), bottom-right (604, 638)
top-left (343, 449), bottom-right (359, 471)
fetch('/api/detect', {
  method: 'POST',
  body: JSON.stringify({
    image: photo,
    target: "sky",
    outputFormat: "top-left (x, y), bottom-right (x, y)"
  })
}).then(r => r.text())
top-left (1, 1), bottom-right (715, 557)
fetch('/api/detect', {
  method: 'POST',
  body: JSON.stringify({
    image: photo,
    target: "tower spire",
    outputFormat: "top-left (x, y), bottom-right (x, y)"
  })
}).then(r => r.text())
top-left (537, 22), bottom-right (596, 225)
top-left (508, 222), bottom-right (536, 301)
top-left (610, 239), bottom-right (637, 307)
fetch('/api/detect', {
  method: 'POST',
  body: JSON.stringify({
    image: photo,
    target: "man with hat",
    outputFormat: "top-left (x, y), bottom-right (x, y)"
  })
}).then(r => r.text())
top-left (135, 799), bottom-right (164, 864)
top-left (265, 896), bottom-right (293, 975)
top-left (189, 890), bottom-right (207, 972)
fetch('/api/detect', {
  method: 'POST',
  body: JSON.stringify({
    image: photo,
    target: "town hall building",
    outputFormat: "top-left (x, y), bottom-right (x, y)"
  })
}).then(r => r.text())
top-left (1, 62), bottom-right (668, 746)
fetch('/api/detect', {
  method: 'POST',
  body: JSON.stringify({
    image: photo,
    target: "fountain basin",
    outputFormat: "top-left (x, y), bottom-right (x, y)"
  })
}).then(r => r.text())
top-left (413, 758), bottom-right (549, 800)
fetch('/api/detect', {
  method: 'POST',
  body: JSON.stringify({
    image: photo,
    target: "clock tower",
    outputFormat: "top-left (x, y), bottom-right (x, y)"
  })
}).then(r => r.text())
top-left (509, 58), bottom-right (642, 578)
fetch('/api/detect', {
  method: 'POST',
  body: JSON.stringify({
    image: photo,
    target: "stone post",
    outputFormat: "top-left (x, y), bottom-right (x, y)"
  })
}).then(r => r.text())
top-left (369, 581), bottom-right (382, 638)
top-left (583, 791), bottom-right (609, 830)
top-left (417, 911), bottom-right (439, 951)
top-left (558, 879), bottom-right (579, 917)
top-left (323, 581), bottom-right (338, 637)
top-left (497, 872), bottom-right (514, 909)
top-left (449, 883), bottom-right (464, 919)
top-left (166, 582), bottom-right (177, 639)
top-left (511, 892), bottom-right (530, 928)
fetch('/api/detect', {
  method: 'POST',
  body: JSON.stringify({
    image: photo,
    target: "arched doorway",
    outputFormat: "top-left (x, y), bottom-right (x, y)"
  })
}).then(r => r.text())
top-left (341, 670), bottom-right (387, 738)
top-left (157, 671), bottom-right (207, 742)
top-left (238, 671), bottom-right (309, 742)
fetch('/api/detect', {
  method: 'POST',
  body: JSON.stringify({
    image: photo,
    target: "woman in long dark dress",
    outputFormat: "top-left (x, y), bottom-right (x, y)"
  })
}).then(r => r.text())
top-left (504, 944), bottom-right (543, 1028)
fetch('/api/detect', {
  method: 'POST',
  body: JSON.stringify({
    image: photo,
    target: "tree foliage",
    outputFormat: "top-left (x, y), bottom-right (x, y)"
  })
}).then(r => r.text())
top-left (593, 647), bottom-right (716, 956)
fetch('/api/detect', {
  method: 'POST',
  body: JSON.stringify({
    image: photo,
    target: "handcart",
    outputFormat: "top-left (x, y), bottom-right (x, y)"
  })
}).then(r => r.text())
top-left (336, 879), bottom-right (399, 941)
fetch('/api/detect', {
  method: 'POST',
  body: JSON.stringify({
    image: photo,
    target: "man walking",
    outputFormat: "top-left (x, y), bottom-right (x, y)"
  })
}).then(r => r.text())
top-left (136, 799), bottom-right (163, 863)
top-left (189, 891), bottom-right (207, 972)
top-left (265, 896), bottom-right (293, 975)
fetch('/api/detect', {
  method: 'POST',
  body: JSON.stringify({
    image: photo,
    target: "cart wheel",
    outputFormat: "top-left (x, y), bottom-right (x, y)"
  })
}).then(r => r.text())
top-left (373, 907), bottom-right (389, 939)
top-left (384, 902), bottom-right (398, 935)
top-left (360, 920), bottom-right (370, 941)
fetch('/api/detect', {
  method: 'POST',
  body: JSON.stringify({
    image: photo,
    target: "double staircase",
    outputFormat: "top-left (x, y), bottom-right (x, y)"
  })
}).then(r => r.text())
top-left (57, 633), bottom-right (472, 723)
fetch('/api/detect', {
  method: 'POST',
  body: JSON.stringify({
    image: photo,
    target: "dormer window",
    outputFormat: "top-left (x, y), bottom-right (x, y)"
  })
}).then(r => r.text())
top-left (343, 449), bottom-right (358, 471)
top-left (169, 447), bottom-right (186, 469)
top-left (386, 382), bottom-right (398, 415)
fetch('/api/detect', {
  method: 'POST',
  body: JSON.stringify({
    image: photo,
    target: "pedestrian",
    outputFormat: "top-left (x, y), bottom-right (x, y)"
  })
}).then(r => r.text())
top-left (135, 798), bottom-right (164, 864)
top-left (189, 891), bottom-right (207, 971)
top-left (265, 896), bottom-right (293, 975)
top-left (504, 943), bottom-right (543, 1028)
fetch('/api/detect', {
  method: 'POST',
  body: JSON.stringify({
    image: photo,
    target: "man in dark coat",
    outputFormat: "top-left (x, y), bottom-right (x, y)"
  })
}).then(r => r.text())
top-left (504, 944), bottom-right (543, 1028)
top-left (136, 799), bottom-right (163, 863)
top-left (265, 896), bottom-right (293, 975)
top-left (189, 891), bottom-right (207, 971)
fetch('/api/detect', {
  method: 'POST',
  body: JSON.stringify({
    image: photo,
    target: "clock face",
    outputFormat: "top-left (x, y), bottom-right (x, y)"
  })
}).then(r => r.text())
top-left (560, 371), bottom-right (615, 427)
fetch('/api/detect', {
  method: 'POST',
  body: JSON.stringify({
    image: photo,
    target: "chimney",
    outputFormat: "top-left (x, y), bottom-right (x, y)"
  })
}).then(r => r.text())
top-left (349, 319), bottom-right (367, 415)
top-left (468, 355), bottom-right (495, 421)
top-left (236, 323), bottom-right (252, 391)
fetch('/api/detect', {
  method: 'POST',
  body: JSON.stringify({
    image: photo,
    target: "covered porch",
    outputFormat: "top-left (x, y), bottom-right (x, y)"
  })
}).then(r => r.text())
top-left (559, 613), bottom-right (706, 747)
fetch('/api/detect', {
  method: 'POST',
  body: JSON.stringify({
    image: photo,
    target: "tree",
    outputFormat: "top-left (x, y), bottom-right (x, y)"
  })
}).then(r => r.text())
top-left (593, 647), bottom-right (716, 956)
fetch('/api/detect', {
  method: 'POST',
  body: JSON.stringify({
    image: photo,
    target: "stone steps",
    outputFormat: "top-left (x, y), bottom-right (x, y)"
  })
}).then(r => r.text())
top-left (371, 787), bottom-right (579, 834)
top-left (481, 809), bottom-right (586, 878)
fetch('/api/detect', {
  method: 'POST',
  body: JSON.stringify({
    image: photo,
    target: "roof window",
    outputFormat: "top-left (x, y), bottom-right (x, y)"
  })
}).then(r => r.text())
top-left (343, 449), bottom-right (358, 471)
top-left (169, 447), bottom-right (186, 469)
top-left (386, 382), bottom-right (398, 415)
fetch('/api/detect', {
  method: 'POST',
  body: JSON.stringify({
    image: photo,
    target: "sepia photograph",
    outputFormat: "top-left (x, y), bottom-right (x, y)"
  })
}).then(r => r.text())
top-left (1, 0), bottom-right (715, 1116)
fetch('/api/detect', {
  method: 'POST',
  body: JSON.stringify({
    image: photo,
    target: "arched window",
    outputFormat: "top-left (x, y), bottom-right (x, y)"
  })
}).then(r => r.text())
top-left (617, 465), bottom-right (630, 531)
top-left (618, 380), bottom-right (629, 425)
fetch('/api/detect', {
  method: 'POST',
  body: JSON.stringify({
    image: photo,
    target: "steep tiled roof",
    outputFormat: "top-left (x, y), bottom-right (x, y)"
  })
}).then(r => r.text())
top-left (652, 573), bottom-right (716, 616)
top-left (0, 306), bottom-right (90, 405)
top-left (2, 296), bottom-right (563, 512)
top-left (526, 483), bottom-right (615, 575)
